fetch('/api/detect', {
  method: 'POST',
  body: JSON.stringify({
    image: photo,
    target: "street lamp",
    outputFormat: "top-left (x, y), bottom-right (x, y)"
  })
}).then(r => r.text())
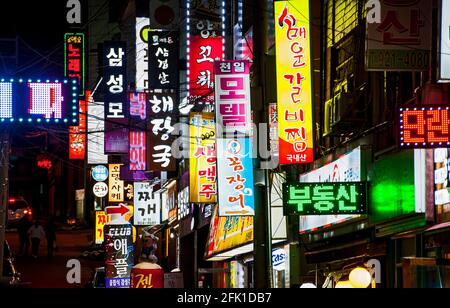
top-left (349, 267), bottom-right (372, 288)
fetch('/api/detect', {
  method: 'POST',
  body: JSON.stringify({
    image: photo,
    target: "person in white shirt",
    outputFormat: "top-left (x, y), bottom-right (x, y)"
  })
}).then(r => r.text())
top-left (28, 220), bottom-right (46, 259)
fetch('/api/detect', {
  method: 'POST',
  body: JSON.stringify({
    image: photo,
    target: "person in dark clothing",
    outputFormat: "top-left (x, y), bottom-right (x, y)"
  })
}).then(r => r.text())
top-left (45, 217), bottom-right (57, 258)
top-left (17, 216), bottom-right (32, 256)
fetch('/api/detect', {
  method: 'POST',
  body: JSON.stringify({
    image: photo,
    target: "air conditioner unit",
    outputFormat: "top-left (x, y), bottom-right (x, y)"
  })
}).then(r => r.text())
top-left (330, 91), bottom-right (364, 134)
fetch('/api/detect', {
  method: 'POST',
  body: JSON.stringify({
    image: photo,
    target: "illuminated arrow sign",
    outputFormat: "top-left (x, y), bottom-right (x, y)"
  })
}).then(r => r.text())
top-left (106, 204), bottom-right (130, 217)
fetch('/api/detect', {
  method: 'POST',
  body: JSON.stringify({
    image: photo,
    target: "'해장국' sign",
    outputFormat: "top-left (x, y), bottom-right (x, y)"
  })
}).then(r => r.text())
top-left (283, 182), bottom-right (368, 216)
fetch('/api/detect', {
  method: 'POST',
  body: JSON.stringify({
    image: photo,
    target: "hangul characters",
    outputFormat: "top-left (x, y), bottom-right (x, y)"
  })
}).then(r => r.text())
top-left (115, 258), bottom-right (129, 277)
top-left (107, 48), bottom-right (125, 66)
top-left (150, 94), bottom-right (174, 114)
top-left (155, 47), bottom-right (169, 57)
top-left (197, 45), bottom-right (214, 64)
top-left (108, 103), bottom-right (125, 118)
top-left (287, 154), bottom-right (307, 163)
top-left (336, 185), bottom-right (358, 211)
top-left (107, 75), bottom-right (124, 94)
top-left (220, 62), bottom-right (232, 73)
top-left (233, 61), bottom-right (245, 73)
top-left (197, 70), bottom-right (213, 88)
top-left (287, 185), bottom-right (311, 211)
top-left (229, 194), bottom-right (246, 208)
top-left (219, 103), bottom-right (247, 127)
top-left (227, 157), bottom-right (244, 171)
top-left (285, 109), bottom-right (304, 122)
top-left (199, 184), bottom-right (216, 199)
top-left (219, 77), bottom-right (246, 100)
top-left (129, 93), bottom-right (147, 120)
top-left (159, 72), bottom-right (170, 85)
top-left (290, 42), bottom-right (306, 68)
top-left (152, 145), bottom-right (172, 168)
top-left (206, 146), bottom-right (216, 163)
top-left (150, 117), bottom-right (174, 141)
top-left (68, 44), bottom-right (81, 57)
top-left (199, 166), bottom-right (216, 182)
top-left (226, 174), bottom-right (246, 190)
top-left (158, 59), bottom-right (169, 70)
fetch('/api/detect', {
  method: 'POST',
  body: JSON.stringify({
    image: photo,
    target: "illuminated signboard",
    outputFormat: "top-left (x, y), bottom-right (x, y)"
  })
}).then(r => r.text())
top-left (148, 30), bottom-right (179, 90)
top-left (64, 33), bottom-right (85, 96)
top-left (109, 164), bottom-right (124, 203)
top-left (148, 89), bottom-right (177, 171)
top-left (136, 18), bottom-right (150, 91)
top-left (129, 131), bottom-right (146, 171)
top-left (87, 100), bottom-right (108, 164)
top-left (441, 0), bottom-right (450, 80)
top-left (399, 106), bottom-right (450, 148)
top-left (217, 138), bottom-right (255, 217)
top-left (274, 0), bottom-right (314, 165)
top-left (214, 60), bottom-right (252, 136)
top-left (69, 94), bottom-right (88, 160)
top-left (134, 182), bottom-right (161, 226)
top-left (0, 78), bottom-right (78, 125)
top-left (187, 0), bottom-right (225, 105)
top-left (190, 113), bottom-right (217, 203)
top-left (95, 211), bottom-right (111, 245)
top-left (103, 41), bottom-right (129, 154)
top-left (283, 182), bottom-right (368, 216)
top-left (366, 0), bottom-right (431, 71)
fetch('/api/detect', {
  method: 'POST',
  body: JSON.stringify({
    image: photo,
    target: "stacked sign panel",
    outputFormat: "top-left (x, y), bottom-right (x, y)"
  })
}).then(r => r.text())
top-left (274, 0), bottom-right (314, 165)
top-left (190, 113), bottom-right (217, 203)
top-left (366, 0), bottom-right (432, 71)
top-left (64, 33), bottom-right (85, 96)
top-left (148, 30), bottom-right (179, 172)
top-left (103, 41), bottom-right (129, 154)
top-left (187, 0), bottom-right (225, 105)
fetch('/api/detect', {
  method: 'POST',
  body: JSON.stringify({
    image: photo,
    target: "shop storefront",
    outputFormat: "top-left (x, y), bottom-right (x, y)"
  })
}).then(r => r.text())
top-left (294, 146), bottom-right (428, 288)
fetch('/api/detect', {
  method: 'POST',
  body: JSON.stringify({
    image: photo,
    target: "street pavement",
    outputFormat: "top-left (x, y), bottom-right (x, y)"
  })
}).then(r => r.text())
top-left (5, 229), bottom-right (103, 288)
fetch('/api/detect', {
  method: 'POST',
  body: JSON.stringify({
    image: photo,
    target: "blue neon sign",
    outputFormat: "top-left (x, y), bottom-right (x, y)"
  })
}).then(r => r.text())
top-left (0, 78), bottom-right (79, 125)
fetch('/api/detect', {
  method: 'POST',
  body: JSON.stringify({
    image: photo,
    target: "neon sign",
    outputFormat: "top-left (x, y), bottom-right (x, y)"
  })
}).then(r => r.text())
top-left (399, 106), bottom-right (450, 148)
top-left (0, 78), bottom-right (78, 125)
top-left (64, 33), bottom-right (85, 96)
top-left (283, 182), bottom-right (368, 216)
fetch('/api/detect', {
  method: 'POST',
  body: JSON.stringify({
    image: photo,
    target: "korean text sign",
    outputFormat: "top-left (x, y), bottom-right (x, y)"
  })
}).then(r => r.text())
top-left (217, 138), bottom-right (255, 216)
top-left (188, 0), bottom-right (224, 105)
top-left (64, 33), bottom-right (85, 96)
top-left (275, 1), bottom-right (314, 165)
top-left (109, 164), bottom-right (124, 203)
top-left (283, 182), bottom-right (367, 216)
top-left (399, 106), bottom-right (450, 148)
top-left (366, 0), bottom-right (431, 71)
top-left (136, 18), bottom-right (150, 91)
top-left (104, 224), bottom-right (134, 289)
top-left (190, 113), bottom-right (217, 203)
top-left (214, 60), bottom-right (252, 136)
top-left (69, 97), bottom-right (87, 160)
top-left (95, 211), bottom-right (111, 245)
top-left (440, 0), bottom-right (450, 80)
top-left (148, 89), bottom-right (178, 171)
top-left (148, 30), bottom-right (179, 89)
top-left (205, 206), bottom-right (253, 258)
top-left (134, 182), bottom-right (161, 226)
top-left (103, 41), bottom-right (129, 154)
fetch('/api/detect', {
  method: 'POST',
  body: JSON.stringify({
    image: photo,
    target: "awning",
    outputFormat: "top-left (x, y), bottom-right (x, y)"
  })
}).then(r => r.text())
top-left (206, 240), bottom-right (285, 262)
top-left (424, 221), bottom-right (450, 234)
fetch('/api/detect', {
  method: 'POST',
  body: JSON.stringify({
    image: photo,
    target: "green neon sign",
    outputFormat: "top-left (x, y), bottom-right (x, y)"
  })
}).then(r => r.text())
top-left (283, 182), bottom-right (368, 216)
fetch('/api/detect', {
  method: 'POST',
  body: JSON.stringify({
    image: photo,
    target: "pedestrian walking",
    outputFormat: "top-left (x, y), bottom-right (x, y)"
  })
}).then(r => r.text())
top-left (28, 220), bottom-right (45, 259)
top-left (45, 217), bottom-right (57, 258)
top-left (17, 216), bottom-right (32, 256)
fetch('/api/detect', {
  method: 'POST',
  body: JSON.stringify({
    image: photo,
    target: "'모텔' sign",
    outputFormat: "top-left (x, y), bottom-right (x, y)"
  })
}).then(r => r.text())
top-left (283, 182), bottom-right (368, 216)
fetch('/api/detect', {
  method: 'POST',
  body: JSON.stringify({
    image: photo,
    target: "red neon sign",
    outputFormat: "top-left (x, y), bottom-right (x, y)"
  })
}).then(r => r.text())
top-left (399, 106), bottom-right (450, 148)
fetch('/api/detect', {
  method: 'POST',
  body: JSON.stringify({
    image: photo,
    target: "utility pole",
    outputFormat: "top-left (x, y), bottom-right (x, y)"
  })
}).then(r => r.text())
top-left (253, 0), bottom-right (273, 288)
top-left (0, 128), bottom-right (10, 279)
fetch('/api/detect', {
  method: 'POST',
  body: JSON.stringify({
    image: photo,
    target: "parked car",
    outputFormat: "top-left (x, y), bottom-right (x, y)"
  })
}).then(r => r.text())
top-left (1, 240), bottom-right (22, 287)
top-left (7, 197), bottom-right (33, 228)
top-left (85, 267), bottom-right (105, 288)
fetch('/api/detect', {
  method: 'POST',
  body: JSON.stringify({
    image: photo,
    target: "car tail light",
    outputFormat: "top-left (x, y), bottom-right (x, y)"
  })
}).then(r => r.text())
top-left (8, 198), bottom-right (16, 203)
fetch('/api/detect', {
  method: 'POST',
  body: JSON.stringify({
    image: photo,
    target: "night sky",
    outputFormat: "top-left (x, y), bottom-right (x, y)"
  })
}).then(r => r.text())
top-left (0, 2), bottom-right (70, 77)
